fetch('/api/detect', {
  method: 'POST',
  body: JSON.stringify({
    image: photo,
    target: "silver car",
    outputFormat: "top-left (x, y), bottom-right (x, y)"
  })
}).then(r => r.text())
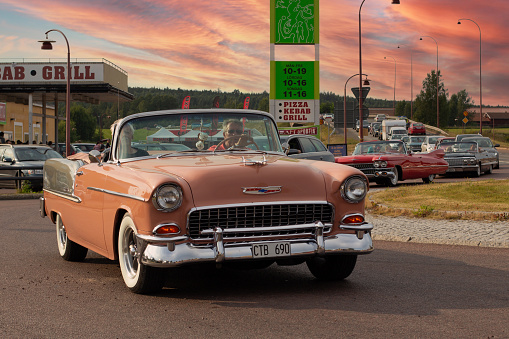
top-left (280, 135), bottom-right (335, 162)
top-left (0, 145), bottom-right (62, 190)
top-left (462, 136), bottom-right (500, 169)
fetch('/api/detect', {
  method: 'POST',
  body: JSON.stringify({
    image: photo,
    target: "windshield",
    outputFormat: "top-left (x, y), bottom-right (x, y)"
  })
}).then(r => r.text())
top-left (115, 112), bottom-right (282, 160)
top-left (15, 147), bottom-right (62, 161)
top-left (353, 141), bottom-right (406, 155)
top-left (438, 142), bottom-right (478, 153)
top-left (463, 138), bottom-right (493, 147)
top-left (410, 136), bottom-right (426, 143)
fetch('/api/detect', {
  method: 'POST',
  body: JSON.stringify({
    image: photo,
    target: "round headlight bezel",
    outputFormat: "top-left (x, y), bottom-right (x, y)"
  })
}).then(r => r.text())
top-left (152, 184), bottom-right (183, 212)
top-left (340, 175), bottom-right (368, 204)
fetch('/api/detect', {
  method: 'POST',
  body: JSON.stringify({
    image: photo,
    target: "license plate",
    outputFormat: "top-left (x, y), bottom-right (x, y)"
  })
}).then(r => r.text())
top-left (252, 242), bottom-right (291, 258)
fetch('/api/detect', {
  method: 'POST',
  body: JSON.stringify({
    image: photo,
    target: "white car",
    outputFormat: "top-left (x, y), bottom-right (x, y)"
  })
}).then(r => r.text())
top-left (374, 114), bottom-right (387, 122)
top-left (421, 135), bottom-right (442, 152)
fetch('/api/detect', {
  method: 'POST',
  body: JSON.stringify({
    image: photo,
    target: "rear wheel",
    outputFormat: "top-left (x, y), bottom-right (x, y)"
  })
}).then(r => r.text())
top-left (422, 173), bottom-right (435, 184)
top-left (118, 214), bottom-right (165, 294)
top-left (306, 255), bottom-right (357, 281)
top-left (56, 214), bottom-right (88, 261)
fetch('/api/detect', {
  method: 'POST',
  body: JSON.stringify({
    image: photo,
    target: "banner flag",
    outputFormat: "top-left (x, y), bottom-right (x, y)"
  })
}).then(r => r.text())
top-left (182, 96), bottom-right (191, 109)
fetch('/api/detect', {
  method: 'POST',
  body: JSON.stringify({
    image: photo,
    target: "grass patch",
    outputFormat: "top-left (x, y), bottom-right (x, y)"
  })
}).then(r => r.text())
top-left (367, 179), bottom-right (509, 221)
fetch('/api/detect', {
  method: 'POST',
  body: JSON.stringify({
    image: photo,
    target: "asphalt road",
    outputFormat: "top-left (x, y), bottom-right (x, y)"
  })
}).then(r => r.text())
top-left (1, 199), bottom-right (508, 338)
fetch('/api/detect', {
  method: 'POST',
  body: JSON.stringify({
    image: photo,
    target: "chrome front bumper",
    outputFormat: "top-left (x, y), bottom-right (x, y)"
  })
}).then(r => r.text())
top-left (136, 222), bottom-right (374, 267)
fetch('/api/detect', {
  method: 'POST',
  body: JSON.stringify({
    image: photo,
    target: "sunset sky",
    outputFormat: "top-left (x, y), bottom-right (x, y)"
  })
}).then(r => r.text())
top-left (0, 0), bottom-right (507, 106)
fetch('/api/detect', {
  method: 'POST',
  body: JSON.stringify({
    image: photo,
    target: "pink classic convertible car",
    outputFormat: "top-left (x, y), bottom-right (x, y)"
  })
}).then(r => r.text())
top-left (40, 109), bottom-right (373, 294)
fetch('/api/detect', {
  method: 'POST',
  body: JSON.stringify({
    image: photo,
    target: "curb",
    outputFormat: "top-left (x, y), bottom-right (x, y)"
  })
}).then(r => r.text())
top-left (0, 193), bottom-right (43, 200)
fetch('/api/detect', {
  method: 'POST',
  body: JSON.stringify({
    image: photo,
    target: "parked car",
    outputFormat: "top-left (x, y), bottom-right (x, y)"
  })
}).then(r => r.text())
top-left (335, 140), bottom-right (448, 186)
top-left (280, 135), bottom-right (335, 162)
top-left (72, 143), bottom-right (96, 153)
top-left (374, 114), bottom-right (387, 122)
top-left (0, 144), bottom-right (62, 190)
top-left (438, 141), bottom-right (497, 176)
top-left (462, 136), bottom-right (500, 169)
top-left (408, 122), bottom-right (426, 135)
top-left (41, 109), bottom-right (373, 294)
top-left (406, 136), bottom-right (427, 152)
top-left (421, 135), bottom-right (442, 152)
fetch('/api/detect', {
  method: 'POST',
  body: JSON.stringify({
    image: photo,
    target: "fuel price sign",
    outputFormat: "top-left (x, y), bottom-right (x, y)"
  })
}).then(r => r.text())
top-left (273, 61), bottom-right (317, 100)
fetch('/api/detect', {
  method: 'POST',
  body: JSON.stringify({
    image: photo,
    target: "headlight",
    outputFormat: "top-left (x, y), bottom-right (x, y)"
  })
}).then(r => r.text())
top-left (340, 176), bottom-right (368, 204)
top-left (152, 184), bottom-right (183, 212)
top-left (373, 160), bottom-right (387, 168)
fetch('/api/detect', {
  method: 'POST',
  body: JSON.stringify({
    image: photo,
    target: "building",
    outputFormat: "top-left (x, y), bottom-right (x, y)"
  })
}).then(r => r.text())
top-left (467, 107), bottom-right (509, 128)
top-left (0, 102), bottom-right (55, 143)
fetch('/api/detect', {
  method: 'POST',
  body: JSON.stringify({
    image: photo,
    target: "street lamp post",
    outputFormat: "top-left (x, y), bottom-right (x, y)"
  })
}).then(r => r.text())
top-left (359, 0), bottom-right (400, 142)
top-left (344, 73), bottom-right (369, 146)
top-left (458, 18), bottom-right (482, 134)
top-left (40, 30), bottom-right (71, 157)
top-left (420, 36), bottom-right (439, 128)
top-left (384, 56), bottom-right (397, 116)
top-left (397, 44), bottom-right (413, 119)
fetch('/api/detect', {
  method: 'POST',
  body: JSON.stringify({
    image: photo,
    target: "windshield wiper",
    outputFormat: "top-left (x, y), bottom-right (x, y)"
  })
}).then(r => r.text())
top-left (156, 149), bottom-right (206, 159)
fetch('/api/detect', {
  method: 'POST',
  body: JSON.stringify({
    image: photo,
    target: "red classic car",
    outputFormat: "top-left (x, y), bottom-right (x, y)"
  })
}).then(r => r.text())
top-left (335, 140), bottom-right (449, 186)
top-left (40, 109), bottom-right (374, 294)
top-left (408, 122), bottom-right (426, 135)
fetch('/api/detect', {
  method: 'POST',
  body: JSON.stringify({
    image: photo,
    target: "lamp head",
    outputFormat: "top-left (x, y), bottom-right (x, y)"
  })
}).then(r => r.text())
top-left (39, 38), bottom-right (55, 50)
top-left (384, 56), bottom-right (387, 60)
top-left (457, 21), bottom-right (461, 25)
top-left (363, 79), bottom-right (371, 86)
top-left (419, 37), bottom-right (423, 40)
top-left (391, 0), bottom-right (400, 4)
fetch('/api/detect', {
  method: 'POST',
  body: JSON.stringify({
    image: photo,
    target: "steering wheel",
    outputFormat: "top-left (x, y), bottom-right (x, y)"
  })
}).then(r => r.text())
top-left (213, 135), bottom-right (259, 152)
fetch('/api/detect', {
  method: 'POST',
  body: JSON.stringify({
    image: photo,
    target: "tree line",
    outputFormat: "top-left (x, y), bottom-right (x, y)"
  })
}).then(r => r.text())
top-left (62, 72), bottom-right (474, 143)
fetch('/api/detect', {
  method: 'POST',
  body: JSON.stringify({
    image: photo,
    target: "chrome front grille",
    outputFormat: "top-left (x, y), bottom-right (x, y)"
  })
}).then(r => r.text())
top-left (348, 163), bottom-right (374, 170)
top-left (188, 203), bottom-right (334, 241)
top-left (445, 158), bottom-right (474, 166)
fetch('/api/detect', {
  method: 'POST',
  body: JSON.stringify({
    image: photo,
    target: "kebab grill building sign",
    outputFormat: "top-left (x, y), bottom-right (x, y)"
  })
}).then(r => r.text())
top-left (0, 62), bottom-right (103, 83)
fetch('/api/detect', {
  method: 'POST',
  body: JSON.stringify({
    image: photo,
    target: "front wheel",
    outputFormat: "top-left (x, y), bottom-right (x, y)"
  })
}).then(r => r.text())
top-left (473, 164), bottom-right (481, 177)
top-left (306, 255), bottom-right (357, 281)
top-left (118, 214), bottom-right (165, 294)
top-left (484, 165), bottom-right (493, 175)
top-left (386, 168), bottom-right (399, 187)
top-left (56, 214), bottom-right (88, 261)
top-left (422, 173), bottom-right (435, 184)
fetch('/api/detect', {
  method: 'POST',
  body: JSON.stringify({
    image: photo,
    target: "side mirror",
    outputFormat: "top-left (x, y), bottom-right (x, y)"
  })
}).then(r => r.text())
top-left (88, 150), bottom-right (102, 165)
top-left (281, 142), bottom-right (290, 155)
top-left (2, 157), bottom-right (13, 163)
top-left (494, 144), bottom-right (500, 147)
top-left (287, 149), bottom-right (301, 155)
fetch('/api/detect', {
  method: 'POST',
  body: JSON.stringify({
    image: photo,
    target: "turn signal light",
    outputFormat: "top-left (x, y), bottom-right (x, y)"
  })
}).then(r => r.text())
top-left (153, 224), bottom-right (180, 235)
top-left (342, 215), bottom-right (364, 224)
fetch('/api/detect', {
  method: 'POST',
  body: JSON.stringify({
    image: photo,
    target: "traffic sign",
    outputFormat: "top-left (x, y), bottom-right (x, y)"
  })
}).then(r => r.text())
top-left (463, 111), bottom-right (469, 117)
top-left (462, 117), bottom-right (468, 124)
top-left (351, 87), bottom-right (370, 101)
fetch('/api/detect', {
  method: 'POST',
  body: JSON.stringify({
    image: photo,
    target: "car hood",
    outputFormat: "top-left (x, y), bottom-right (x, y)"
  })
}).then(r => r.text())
top-left (15, 160), bottom-right (46, 167)
top-left (123, 153), bottom-right (349, 206)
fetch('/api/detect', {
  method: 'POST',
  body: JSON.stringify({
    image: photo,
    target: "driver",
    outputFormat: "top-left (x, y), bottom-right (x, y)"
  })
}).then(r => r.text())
top-left (209, 120), bottom-right (250, 151)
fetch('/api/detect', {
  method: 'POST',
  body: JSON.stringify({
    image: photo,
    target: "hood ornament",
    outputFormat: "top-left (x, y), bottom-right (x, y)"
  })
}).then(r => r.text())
top-left (242, 154), bottom-right (267, 166)
top-left (242, 186), bottom-right (282, 194)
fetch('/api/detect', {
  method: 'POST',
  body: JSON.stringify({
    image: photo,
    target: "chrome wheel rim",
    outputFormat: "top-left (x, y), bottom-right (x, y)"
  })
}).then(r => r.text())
top-left (56, 215), bottom-right (67, 254)
top-left (121, 227), bottom-right (138, 278)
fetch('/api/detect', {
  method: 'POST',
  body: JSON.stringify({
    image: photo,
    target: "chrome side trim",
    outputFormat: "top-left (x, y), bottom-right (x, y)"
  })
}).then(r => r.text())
top-left (340, 222), bottom-right (374, 231)
top-left (43, 188), bottom-right (81, 203)
top-left (87, 187), bottom-right (146, 202)
top-left (39, 197), bottom-right (47, 218)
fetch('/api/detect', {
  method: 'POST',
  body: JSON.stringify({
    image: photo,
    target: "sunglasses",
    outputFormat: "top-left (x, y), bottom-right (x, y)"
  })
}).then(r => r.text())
top-left (227, 129), bottom-right (243, 134)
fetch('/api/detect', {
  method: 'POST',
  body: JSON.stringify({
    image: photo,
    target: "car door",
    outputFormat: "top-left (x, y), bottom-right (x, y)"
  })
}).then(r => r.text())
top-left (309, 138), bottom-right (335, 162)
top-left (0, 148), bottom-right (16, 187)
top-left (287, 136), bottom-right (320, 161)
